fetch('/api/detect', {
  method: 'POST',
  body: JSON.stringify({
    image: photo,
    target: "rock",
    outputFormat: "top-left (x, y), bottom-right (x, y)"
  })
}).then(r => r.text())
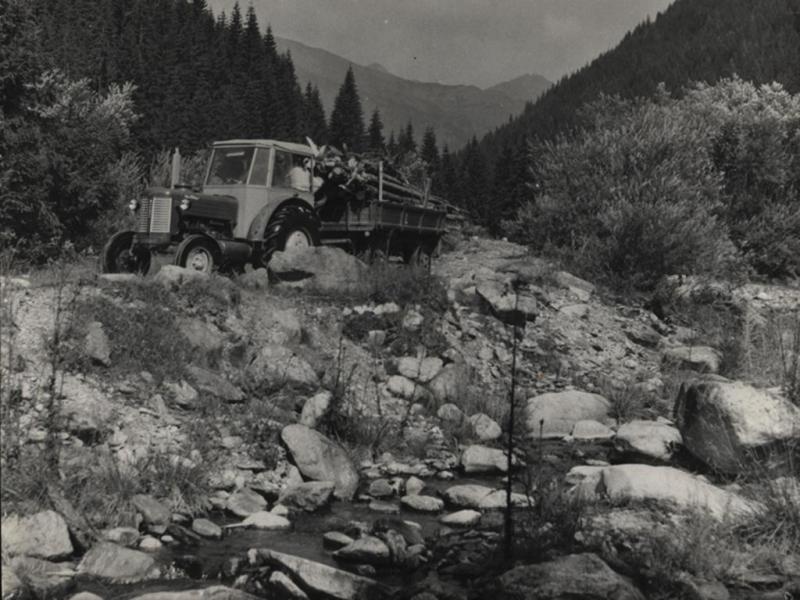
top-left (565, 465), bottom-right (606, 499)
top-left (270, 247), bottom-right (368, 295)
top-left (400, 495), bottom-right (444, 513)
top-left (178, 319), bottom-right (226, 356)
top-left (614, 420), bottom-right (682, 462)
top-left (185, 366), bottom-right (244, 403)
top-left (77, 543), bottom-right (160, 583)
top-left (85, 321), bottom-right (111, 366)
top-left (439, 510), bottom-right (481, 527)
top-left (476, 282), bottom-right (537, 326)
top-left (468, 413), bottom-right (502, 442)
top-left (402, 310), bottom-right (424, 331)
top-left (59, 376), bottom-right (115, 440)
top-left (250, 309), bottom-right (303, 346)
top-left (226, 488), bottom-right (268, 517)
top-left (269, 571), bottom-right (309, 600)
top-left (247, 346), bottom-right (319, 391)
top-left (131, 495), bottom-right (171, 530)
top-left (526, 390), bottom-right (611, 439)
top-left (333, 536), bottom-right (391, 566)
top-left (1, 564), bottom-right (27, 600)
top-left (8, 556), bottom-right (75, 599)
top-left (323, 532), bottom-right (355, 550)
top-left (102, 527), bottom-right (140, 547)
top-left (387, 375), bottom-right (423, 400)
top-left (405, 476), bottom-right (425, 496)
top-left (271, 504), bottom-right (290, 518)
top-left (442, 484), bottom-right (497, 509)
top-left (662, 346), bottom-right (722, 374)
top-left (254, 550), bottom-right (386, 600)
top-left (460, 445), bottom-right (509, 473)
top-left (368, 479), bottom-right (395, 498)
top-left (278, 482), bottom-right (335, 512)
top-left (499, 553), bottom-right (644, 600)
top-left (69, 593), bottom-right (106, 600)
top-left (138, 536), bottom-right (162, 552)
top-left (1, 510), bottom-right (73, 560)
top-left (281, 425), bottom-right (359, 500)
top-left (226, 511), bottom-right (290, 530)
top-left (675, 381), bottom-right (800, 473)
top-left (559, 304), bottom-right (590, 319)
top-left (368, 500), bottom-right (400, 514)
top-left (397, 357), bottom-right (444, 383)
top-left (191, 519), bottom-right (222, 539)
top-left (373, 518), bottom-right (425, 546)
top-left (299, 391), bottom-right (332, 428)
top-left (436, 403), bottom-right (464, 424)
top-left (477, 489), bottom-right (531, 510)
top-left (164, 381), bottom-right (199, 409)
top-left (154, 265), bottom-right (207, 286)
top-left (125, 586), bottom-right (260, 600)
top-left (428, 364), bottom-right (468, 405)
top-left (571, 420), bottom-right (615, 441)
top-left (599, 464), bottom-right (761, 520)
top-left (676, 573), bottom-right (730, 600)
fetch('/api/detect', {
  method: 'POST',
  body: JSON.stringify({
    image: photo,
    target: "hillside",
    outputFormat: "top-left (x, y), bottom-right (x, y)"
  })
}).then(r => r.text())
top-left (480, 0), bottom-right (800, 156)
top-left (277, 37), bottom-right (550, 149)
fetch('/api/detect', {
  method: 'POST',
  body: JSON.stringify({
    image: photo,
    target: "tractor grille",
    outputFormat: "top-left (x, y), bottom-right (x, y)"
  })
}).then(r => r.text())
top-left (136, 197), bottom-right (152, 232)
top-left (149, 196), bottom-right (172, 234)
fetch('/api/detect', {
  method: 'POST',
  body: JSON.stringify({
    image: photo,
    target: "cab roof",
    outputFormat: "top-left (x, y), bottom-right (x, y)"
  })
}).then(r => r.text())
top-left (213, 139), bottom-right (315, 156)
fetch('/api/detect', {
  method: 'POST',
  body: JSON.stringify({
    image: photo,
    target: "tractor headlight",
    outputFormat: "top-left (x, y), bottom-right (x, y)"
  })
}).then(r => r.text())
top-left (128, 199), bottom-right (139, 212)
top-left (179, 198), bottom-right (191, 211)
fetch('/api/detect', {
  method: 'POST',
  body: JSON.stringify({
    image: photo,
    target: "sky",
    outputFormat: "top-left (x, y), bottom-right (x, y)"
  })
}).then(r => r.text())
top-left (209, 0), bottom-right (674, 88)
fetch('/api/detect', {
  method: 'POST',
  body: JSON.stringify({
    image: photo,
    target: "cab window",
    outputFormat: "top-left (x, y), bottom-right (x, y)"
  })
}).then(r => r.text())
top-left (249, 148), bottom-right (270, 186)
top-left (206, 147), bottom-right (254, 185)
top-left (273, 151), bottom-right (311, 191)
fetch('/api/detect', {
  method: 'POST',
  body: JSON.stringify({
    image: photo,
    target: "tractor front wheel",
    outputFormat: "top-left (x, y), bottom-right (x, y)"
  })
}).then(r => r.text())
top-left (101, 231), bottom-right (151, 275)
top-left (174, 235), bottom-right (220, 274)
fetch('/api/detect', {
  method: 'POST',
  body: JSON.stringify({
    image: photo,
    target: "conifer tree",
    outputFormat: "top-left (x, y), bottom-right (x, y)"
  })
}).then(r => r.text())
top-left (397, 121), bottom-right (416, 154)
top-left (329, 66), bottom-right (365, 151)
top-left (367, 109), bottom-right (385, 153)
top-left (303, 83), bottom-right (328, 144)
top-left (421, 127), bottom-right (439, 173)
top-left (386, 131), bottom-right (398, 156)
top-left (461, 136), bottom-right (490, 222)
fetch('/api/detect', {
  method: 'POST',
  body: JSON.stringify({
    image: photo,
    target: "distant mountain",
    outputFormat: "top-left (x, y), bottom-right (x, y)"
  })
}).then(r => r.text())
top-left (480, 0), bottom-right (800, 157)
top-left (486, 73), bottom-right (552, 104)
top-left (367, 62), bottom-right (390, 75)
top-left (276, 36), bottom-right (550, 149)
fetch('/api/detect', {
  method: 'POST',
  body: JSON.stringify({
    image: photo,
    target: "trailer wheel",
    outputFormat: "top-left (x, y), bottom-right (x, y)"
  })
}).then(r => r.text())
top-left (101, 231), bottom-right (151, 275)
top-left (174, 235), bottom-right (220, 274)
top-left (255, 205), bottom-right (320, 268)
top-left (404, 243), bottom-right (432, 270)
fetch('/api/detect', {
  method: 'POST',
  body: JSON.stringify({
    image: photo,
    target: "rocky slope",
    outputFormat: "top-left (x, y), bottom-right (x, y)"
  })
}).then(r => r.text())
top-left (1, 238), bottom-right (798, 600)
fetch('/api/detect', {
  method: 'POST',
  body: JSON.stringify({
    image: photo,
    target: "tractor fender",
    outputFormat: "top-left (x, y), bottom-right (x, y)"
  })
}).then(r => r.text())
top-left (247, 198), bottom-right (316, 241)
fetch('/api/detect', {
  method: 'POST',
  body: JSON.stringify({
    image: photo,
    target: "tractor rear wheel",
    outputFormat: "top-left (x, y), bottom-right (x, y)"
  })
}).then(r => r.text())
top-left (254, 205), bottom-right (320, 268)
top-left (174, 235), bottom-right (220, 274)
top-left (101, 231), bottom-right (151, 275)
top-left (403, 242), bottom-right (432, 270)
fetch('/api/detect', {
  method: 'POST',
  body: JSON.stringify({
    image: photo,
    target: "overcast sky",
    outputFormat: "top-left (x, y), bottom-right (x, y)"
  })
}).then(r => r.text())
top-left (208, 0), bottom-right (674, 88)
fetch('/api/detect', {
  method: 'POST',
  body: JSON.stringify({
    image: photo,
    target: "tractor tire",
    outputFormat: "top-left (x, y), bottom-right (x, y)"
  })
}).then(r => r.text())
top-left (174, 235), bottom-right (220, 274)
top-left (254, 204), bottom-right (320, 268)
top-left (403, 242), bottom-right (433, 270)
top-left (101, 231), bottom-right (151, 275)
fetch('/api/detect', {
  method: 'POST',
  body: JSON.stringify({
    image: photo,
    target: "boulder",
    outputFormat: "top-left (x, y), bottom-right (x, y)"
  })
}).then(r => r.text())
top-left (387, 375), bottom-right (423, 401)
top-left (278, 482), bottom-right (335, 512)
top-left (428, 364), bottom-right (468, 405)
top-left (405, 476), bottom-right (425, 496)
top-left (553, 271), bottom-right (596, 294)
top-left (102, 527), bottom-right (140, 547)
top-left (571, 420), bottom-right (615, 441)
top-left (1, 563), bottom-right (26, 600)
top-left (436, 403), bottom-right (464, 424)
top-left (1, 510), bottom-right (73, 560)
top-left (323, 532), bottom-right (355, 550)
top-left (269, 571), bottom-right (309, 600)
top-left (397, 357), bottom-right (443, 383)
top-left (614, 420), bottom-right (682, 462)
top-left (178, 318), bottom-right (226, 356)
top-left (8, 556), bottom-right (75, 599)
top-left (299, 391), bottom-right (332, 429)
top-left (185, 366), bottom-right (244, 403)
top-left (526, 390), bottom-right (611, 439)
top-left (226, 511), bottom-right (290, 530)
top-left (368, 479), bottom-right (396, 498)
top-left (499, 553), bottom-right (644, 600)
top-left (468, 413), bottom-right (502, 442)
top-left (164, 381), bottom-right (199, 409)
top-left (599, 464), bottom-right (761, 520)
top-left (662, 346), bottom-right (722, 374)
top-left (247, 346), bottom-right (319, 391)
top-left (131, 495), bottom-right (171, 529)
top-left (127, 586), bottom-right (260, 600)
top-left (60, 376), bottom-right (115, 440)
top-left (439, 510), bottom-right (481, 527)
top-left (400, 495), bottom-right (444, 513)
top-left (269, 247), bottom-right (368, 295)
top-left (675, 381), bottom-right (800, 473)
top-left (460, 445), bottom-right (509, 474)
top-left (191, 519), bottom-right (222, 539)
top-left (77, 543), bottom-right (160, 583)
top-left (254, 550), bottom-right (387, 600)
top-left (85, 321), bottom-right (111, 366)
top-left (443, 484), bottom-right (497, 509)
top-left (226, 488), bottom-right (268, 517)
top-left (333, 536), bottom-right (391, 566)
top-left (281, 425), bottom-right (359, 500)
top-left (138, 537), bottom-right (162, 552)
top-left (369, 500), bottom-right (399, 514)
top-left (476, 282), bottom-right (537, 326)
top-left (250, 309), bottom-right (303, 346)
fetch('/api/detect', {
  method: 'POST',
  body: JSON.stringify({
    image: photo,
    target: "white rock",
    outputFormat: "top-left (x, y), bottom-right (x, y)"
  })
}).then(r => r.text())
top-left (571, 420), bottom-right (615, 441)
top-left (226, 511), bottom-right (291, 530)
top-left (397, 357), bottom-right (444, 383)
top-left (526, 390), bottom-right (611, 439)
top-left (460, 445), bottom-right (509, 474)
top-left (1, 510), bottom-right (74, 560)
top-left (439, 510), bottom-right (481, 527)
top-left (468, 413), bottom-right (502, 441)
top-left (299, 391), bottom-right (333, 428)
top-left (614, 420), bottom-right (682, 461)
top-left (400, 495), bottom-right (444, 513)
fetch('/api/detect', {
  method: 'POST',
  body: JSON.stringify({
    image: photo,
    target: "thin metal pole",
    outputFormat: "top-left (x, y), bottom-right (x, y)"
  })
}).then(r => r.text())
top-left (504, 292), bottom-right (520, 561)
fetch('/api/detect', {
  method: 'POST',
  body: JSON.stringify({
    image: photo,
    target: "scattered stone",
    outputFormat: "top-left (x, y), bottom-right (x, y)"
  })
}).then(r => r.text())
top-left (499, 553), bottom-right (644, 600)
top-left (662, 346), bottom-right (722, 374)
top-left (225, 511), bottom-right (290, 530)
top-left (526, 390), bottom-right (611, 439)
top-left (278, 482), bottom-right (335, 512)
top-left (281, 425), bottom-right (359, 500)
top-left (402, 310), bottom-right (424, 331)
top-left (191, 519), bottom-right (222, 539)
top-left (164, 381), bottom-right (199, 409)
top-left (436, 403), bottom-right (464, 424)
top-left (387, 375), bottom-right (423, 400)
top-left (269, 571), bottom-right (309, 600)
top-left (185, 366), bottom-right (244, 403)
top-left (323, 532), bottom-right (355, 550)
top-left (333, 536), bottom-right (391, 566)
top-left (271, 505), bottom-right (290, 518)
top-left (405, 476), bottom-right (425, 496)
top-left (428, 364), bottom-right (468, 405)
top-left (8, 556), bottom-right (76, 599)
top-left (226, 488), bottom-right (267, 518)
top-left (138, 537), bottom-right (162, 552)
top-left (1, 510), bottom-right (74, 560)
top-left (615, 420), bottom-right (682, 462)
top-left (102, 527), bottom-right (140, 547)
top-left (460, 445), bottom-right (509, 473)
top-left (400, 495), bottom-right (444, 513)
top-left (397, 357), bottom-right (444, 383)
top-left (366, 330), bottom-right (386, 347)
top-left (571, 420), bottom-right (615, 441)
top-left (476, 282), bottom-right (538, 325)
top-left (368, 479), bottom-right (395, 499)
top-left (299, 391), bottom-right (332, 428)
top-left (270, 247), bottom-right (368, 295)
top-left (442, 484), bottom-right (496, 509)
top-left (78, 543), bottom-right (160, 583)
top-left (439, 510), bottom-right (481, 527)
top-left (247, 345), bottom-right (319, 390)
top-left (85, 321), bottom-right (111, 367)
top-left (468, 413), bottom-right (502, 442)
top-left (675, 381), bottom-right (800, 473)
top-left (369, 500), bottom-right (400, 514)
